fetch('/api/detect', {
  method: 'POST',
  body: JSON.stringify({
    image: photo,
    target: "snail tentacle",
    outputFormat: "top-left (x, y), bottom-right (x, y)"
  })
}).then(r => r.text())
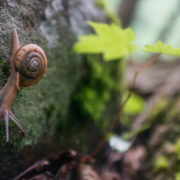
top-left (10, 29), bottom-right (20, 74)
top-left (1, 109), bottom-right (28, 142)
top-left (9, 112), bottom-right (29, 137)
top-left (4, 109), bottom-right (9, 142)
top-left (16, 72), bottom-right (21, 90)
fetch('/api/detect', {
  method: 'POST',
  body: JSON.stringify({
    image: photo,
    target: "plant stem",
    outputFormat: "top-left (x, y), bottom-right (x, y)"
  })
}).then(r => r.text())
top-left (136, 54), bottom-right (160, 74)
top-left (90, 73), bottom-right (137, 158)
top-left (89, 54), bottom-right (160, 159)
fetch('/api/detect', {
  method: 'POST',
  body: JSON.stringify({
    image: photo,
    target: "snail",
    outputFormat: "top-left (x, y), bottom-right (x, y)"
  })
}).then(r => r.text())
top-left (0, 29), bottom-right (48, 142)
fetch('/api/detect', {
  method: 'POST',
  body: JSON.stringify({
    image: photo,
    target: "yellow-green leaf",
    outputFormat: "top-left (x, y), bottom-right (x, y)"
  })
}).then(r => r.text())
top-left (73, 21), bottom-right (136, 61)
top-left (154, 156), bottom-right (168, 170)
top-left (123, 92), bottom-right (144, 115)
top-left (144, 41), bottom-right (180, 56)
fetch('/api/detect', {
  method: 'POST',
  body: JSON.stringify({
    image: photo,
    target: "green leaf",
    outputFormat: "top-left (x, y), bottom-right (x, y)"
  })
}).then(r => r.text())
top-left (73, 21), bottom-right (136, 60)
top-left (174, 138), bottom-right (180, 160)
top-left (154, 156), bottom-right (168, 170)
top-left (123, 92), bottom-right (144, 115)
top-left (175, 173), bottom-right (180, 180)
top-left (144, 41), bottom-right (180, 56)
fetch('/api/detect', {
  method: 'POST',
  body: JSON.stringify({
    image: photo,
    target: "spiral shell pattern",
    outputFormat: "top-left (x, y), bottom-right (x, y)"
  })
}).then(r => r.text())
top-left (14, 44), bottom-right (47, 87)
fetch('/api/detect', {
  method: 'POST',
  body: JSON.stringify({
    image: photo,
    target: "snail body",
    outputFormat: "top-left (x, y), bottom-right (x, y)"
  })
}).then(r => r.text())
top-left (0, 29), bottom-right (48, 142)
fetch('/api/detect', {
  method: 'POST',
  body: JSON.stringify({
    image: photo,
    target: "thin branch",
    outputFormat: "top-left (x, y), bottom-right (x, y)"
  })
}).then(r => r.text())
top-left (130, 54), bottom-right (137, 73)
top-left (136, 54), bottom-right (160, 75)
top-left (89, 54), bottom-right (160, 158)
top-left (90, 72), bottom-right (137, 158)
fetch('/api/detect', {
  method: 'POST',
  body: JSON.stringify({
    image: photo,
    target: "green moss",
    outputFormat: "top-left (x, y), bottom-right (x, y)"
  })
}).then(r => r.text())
top-left (0, 1), bottom-right (125, 178)
top-left (72, 55), bottom-right (123, 130)
top-left (0, 16), bottom-right (81, 178)
top-left (10, 29), bottom-right (79, 144)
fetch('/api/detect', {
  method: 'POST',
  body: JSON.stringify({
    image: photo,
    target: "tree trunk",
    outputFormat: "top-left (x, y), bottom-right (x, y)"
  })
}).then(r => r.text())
top-left (0, 0), bottom-right (107, 179)
top-left (118, 0), bottom-right (139, 27)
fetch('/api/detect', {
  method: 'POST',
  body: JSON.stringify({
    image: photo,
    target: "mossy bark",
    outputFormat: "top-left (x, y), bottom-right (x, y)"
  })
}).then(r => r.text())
top-left (0, 0), bottom-right (123, 179)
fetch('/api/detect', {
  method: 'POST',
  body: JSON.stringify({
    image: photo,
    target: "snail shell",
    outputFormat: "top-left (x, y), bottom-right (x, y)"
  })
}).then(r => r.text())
top-left (14, 44), bottom-right (48, 87)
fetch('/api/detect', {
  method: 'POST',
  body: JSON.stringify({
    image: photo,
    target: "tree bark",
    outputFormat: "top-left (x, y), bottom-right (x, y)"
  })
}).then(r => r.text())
top-left (0, 0), bottom-right (106, 179)
top-left (118, 0), bottom-right (139, 27)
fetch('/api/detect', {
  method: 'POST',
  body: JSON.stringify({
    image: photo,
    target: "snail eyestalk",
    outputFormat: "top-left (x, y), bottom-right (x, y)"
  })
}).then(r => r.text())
top-left (0, 29), bottom-right (48, 142)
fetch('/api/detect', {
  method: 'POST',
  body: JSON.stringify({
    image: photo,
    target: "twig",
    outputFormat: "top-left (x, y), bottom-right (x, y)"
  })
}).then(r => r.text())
top-left (136, 54), bottom-right (160, 75)
top-left (90, 73), bottom-right (137, 158)
top-left (89, 54), bottom-right (160, 158)
top-left (130, 54), bottom-right (137, 73)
